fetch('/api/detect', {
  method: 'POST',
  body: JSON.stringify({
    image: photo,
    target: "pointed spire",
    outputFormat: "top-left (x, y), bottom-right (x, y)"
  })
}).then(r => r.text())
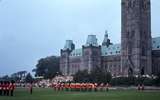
top-left (105, 30), bottom-right (108, 38)
top-left (102, 30), bottom-right (113, 47)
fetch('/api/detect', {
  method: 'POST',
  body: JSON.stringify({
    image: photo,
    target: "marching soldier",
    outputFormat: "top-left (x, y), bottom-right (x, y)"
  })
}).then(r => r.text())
top-left (70, 83), bottom-right (74, 91)
top-left (9, 81), bottom-right (15, 96)
top-left (0, 81), bottom-right (2, 96)
top-left (88, 83), bottom-right (92, 92)
top-left (64, 83), bottom-right (68, 91)
top-left (94, 83), bottom-right (98, 92)
top-left (29, 82), bottom-right (33, 94)
top-left (6, 81), bottom-right (10, 96)
top-left (77, 83), bottom-right (81, 91)
top-left (100, 83), bottom-right (104, 92)
top-left (81, 83), bottom-right (84, 92)
top-left (84, 83), bottom-right (87, 92)
top-left (106, 83), bottom-right (109, 92)
top-left (1, 81), bottom-right (4, 96)
top-left (3, 81), bottom-right (7, 96)
top-left (138, 84), bottom-right (140, 91)
top-left (142, 84), bottom-right (144, 91)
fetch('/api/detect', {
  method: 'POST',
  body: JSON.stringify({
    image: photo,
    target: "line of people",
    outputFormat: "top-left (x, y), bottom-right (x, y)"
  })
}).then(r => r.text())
top-left (0, 81), bottom-right (15, 96)
top-left (52, 83), bottom-right (110, 92)
top-left (51, 83), bottom-right (145, 92)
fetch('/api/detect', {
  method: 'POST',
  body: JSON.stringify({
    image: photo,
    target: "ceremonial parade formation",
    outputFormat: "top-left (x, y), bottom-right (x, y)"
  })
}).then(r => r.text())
top-left (52, 83), bottom-right (110, 92)
top-left (0, 81), bottom-right (15, 96)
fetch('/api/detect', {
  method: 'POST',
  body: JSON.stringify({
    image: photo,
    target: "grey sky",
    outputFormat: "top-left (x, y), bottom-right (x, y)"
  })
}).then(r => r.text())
top-left (0, 0), bottom-right (159, 76)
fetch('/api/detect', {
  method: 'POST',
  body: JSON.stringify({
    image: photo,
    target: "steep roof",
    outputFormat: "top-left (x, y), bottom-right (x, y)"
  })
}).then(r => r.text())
top-left (69, 37), bottom-right (160, 57)
top-left (70, 48), bottom-right (82, 57)
top-left (101, 44), bottom-right (121, 56)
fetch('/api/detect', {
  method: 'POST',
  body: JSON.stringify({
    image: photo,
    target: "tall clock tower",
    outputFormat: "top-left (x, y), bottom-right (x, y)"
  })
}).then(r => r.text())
top-left (121, 0), bottom-right (152, 76)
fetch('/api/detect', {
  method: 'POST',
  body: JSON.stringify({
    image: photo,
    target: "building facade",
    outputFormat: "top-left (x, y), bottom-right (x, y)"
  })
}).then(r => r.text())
top-left (60, 0), bottom-right (160, 76)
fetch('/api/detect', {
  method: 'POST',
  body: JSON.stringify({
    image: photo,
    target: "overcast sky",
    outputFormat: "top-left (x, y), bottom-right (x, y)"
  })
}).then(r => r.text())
top-left (0, 0), bottom-right (159, 76)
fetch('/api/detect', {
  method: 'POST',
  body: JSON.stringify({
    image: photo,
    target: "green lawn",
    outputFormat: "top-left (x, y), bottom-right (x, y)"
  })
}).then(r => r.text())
top-left (0, 88), bottom-right (160, 100)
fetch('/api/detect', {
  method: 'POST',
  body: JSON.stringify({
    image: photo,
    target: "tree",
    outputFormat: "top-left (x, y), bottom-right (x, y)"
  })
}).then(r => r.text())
top-left (10, 73), bottom-right (20, 82)
top-left (1, 75), bottom-right (10, 80)
top-left (90, 66), bottom-right (112, 84)
top-left (25, 73), bottom-right (33, 83)
top-left (35, 56), bottom-right (60, 79)
top-left (73, 66), bottom-right (112, 84)
top-left (73, 70), bottom-right (90, 83)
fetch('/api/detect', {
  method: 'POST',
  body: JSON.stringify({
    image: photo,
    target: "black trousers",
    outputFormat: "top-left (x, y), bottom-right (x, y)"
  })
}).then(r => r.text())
top-left (0, 90), bottom-right (2, 96)
top-left (30, 89), bottom-right (32, 94)
top-left (6, 90), bottom-right (9, 96)
top-left (3, 90), bottom-right (6, 96)
top-left (10, 90), bottom-right (14, 96)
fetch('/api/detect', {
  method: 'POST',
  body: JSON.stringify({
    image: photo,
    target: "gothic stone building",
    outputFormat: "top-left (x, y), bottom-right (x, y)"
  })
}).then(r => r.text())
top-left (60, 0), bottom-right (160, 77)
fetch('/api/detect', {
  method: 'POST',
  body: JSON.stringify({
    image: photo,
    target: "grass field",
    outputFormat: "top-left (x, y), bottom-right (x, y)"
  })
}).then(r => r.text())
top-left (0, 88), bottom-right (160, 100)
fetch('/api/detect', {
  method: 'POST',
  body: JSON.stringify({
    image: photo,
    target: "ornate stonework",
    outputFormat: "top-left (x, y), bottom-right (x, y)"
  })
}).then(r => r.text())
top-left (60, 0), bottom-right (160, 77)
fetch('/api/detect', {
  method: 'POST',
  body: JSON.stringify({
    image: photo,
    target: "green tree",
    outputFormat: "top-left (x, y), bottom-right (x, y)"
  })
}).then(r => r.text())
top-left (25, 73), bottom-right (34, 83)
top-left (73, 66), bottom-right (112, 84)
top-left (90, 66), bottom-right (112, 84)
top-left (73, 70), bottom-right (90, 83)
top-left (35, 56), bottom-right (60, 79)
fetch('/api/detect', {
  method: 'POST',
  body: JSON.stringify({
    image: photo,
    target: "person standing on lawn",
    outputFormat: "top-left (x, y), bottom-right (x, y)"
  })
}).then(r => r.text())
top-left (29, 82), bottom-right (33, 95)
top-left (9, 81), bottom-right (15, 96)
top-left (6, 81), bottom-right (10, 96)
top-left (0, 81), bottom-right (2, 96)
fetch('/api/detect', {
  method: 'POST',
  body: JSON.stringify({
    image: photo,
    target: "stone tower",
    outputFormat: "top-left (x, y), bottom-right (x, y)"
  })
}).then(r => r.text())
top-left (60, 40), bottom-right (75, 75)
top-left (121, 0), bottom-right (152, 76)
top-left (82, 35), bottom-right (101, 73)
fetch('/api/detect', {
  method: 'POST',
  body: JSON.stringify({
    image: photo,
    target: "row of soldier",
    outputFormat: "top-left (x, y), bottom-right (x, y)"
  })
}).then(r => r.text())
top-left (0, 81), bottom-right (15, 96)
top-left (52, 83), bottom-right (110, 92)
top-left (51, 83), bottom-right (145, 92)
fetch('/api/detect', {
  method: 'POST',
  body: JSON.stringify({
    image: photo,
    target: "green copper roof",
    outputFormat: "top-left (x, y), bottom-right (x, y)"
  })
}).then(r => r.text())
top-left (63, 40), bottom-right (75, 50)
top-left (70, 48), bottom-right (82, 57)
top-left (85, 35), bottom-right (98, 47)
top-left (101, 44), bottom-right (121, 56)
top-left (68, 37), bottom-right (160, 57)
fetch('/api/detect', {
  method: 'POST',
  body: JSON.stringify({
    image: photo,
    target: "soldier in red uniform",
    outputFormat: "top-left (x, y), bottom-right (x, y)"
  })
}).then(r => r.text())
top-left (9, 81), bottom-right (15, 96)
top-left (142, 84), bottom-right (144, 91)
top-left (94, 83), bottom-right (97, 92)
top-left (138, 84), bottom-right (140, 91)
top-left (106, 83), bottom-right (109, 92)
top-left (1, 81), bottom-right (4, 96)
top-left (29, 82), bottom-right (33, 95)
top-left (0, 81), bottom-right (3, 96)
top-left (3, 81), bottom-right (7, 96)
top-left (6, 81), bottom-right (10, 96)
top-left (0, 81), bottom-right (2, 96)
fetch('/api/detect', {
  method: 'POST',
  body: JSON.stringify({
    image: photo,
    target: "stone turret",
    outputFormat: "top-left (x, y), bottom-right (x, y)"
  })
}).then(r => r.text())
top-left (60, 40), bottom-right (75, 75)
top-left (82, 35), bottom-right (101, 73)
top-left (63, 40), bottom-right (75, 51)
top-left (85, 35), bottom-right (98, 47)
